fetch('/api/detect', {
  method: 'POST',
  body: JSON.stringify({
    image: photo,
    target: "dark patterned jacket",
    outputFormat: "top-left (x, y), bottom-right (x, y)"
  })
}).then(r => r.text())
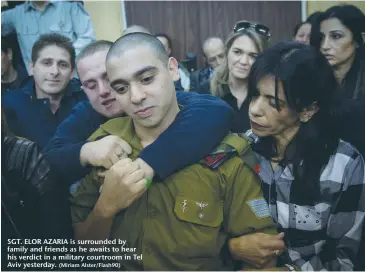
top-left (190, 66), bottom-right (212, 94)
top-left (2, 136), bottom-right (72, 240)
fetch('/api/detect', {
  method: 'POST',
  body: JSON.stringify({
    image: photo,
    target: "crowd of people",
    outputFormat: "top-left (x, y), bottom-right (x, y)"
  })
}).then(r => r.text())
top-left (1, 1), bottom-right (365, 271)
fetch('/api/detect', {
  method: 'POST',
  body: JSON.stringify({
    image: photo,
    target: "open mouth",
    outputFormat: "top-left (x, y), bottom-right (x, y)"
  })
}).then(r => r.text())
top-left (250, 121), bottom-right (268, 130)
top-left (101, 99), bottom-right (116, 107)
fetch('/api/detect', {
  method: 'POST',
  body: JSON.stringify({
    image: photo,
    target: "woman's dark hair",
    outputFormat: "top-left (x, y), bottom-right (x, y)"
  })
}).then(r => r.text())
top-left (248, 41), bottom-right (340, 204)
top-left (310, 4), bottom-right (365, 99)
top-left (311, 5), bottom-right (365, 49)
top-left (306, 11), bottom-right (323, 25)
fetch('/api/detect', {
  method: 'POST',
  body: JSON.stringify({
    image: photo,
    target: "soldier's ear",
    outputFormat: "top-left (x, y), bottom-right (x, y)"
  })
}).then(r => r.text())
top-left (168, 57), bottom-right (179, 81)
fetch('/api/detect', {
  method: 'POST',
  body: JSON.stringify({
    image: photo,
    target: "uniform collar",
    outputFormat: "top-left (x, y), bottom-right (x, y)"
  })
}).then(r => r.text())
top-left (25, 1), bottom-right (56, 12)
top-left (99, 117), bottom-right (143, 153)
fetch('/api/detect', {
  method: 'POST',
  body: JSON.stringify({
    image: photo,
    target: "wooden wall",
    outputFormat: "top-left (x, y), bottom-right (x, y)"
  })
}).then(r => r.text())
top-left (125, 1), bottom-right (301, 68)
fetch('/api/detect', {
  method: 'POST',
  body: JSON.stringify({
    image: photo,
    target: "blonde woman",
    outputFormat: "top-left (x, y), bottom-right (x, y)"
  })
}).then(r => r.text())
top-left (211, 21), bottom-right (270, 132)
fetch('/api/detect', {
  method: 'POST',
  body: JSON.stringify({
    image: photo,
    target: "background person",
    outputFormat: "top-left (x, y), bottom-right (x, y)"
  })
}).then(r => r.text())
top-left (211, 20), bottom-right (270, 133)
top-left (1, 0), bottom-right (95, 74)
top-left (190, 37), bottom-right (226, 94)
top-left (1, 36), bottom-right (28, 92)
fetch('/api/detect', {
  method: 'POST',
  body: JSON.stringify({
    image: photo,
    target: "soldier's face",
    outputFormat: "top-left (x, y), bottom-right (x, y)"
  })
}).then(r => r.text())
top-left (107, 45), bottom-right (179, 129)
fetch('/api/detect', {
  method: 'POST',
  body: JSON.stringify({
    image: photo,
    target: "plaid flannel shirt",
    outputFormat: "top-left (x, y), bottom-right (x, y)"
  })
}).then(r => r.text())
top-left (252, 136), bottom-right (365, 271)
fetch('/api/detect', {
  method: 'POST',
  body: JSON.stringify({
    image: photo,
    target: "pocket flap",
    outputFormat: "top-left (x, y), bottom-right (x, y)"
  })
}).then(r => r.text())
top-left (174, 196), bottom-right (223, 227)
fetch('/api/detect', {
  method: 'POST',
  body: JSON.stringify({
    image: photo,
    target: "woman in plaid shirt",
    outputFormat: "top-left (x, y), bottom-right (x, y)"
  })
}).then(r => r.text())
top-left (233, 41), bottom-right (365, 271)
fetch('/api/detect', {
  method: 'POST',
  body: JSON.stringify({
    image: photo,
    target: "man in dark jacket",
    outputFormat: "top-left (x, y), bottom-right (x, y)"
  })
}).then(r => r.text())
top-left (2, 33), bottom-right (86, 149)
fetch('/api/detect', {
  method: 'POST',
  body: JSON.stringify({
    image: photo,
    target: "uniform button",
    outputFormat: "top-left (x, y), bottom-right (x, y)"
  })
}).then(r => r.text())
top-left (198, 213), bottom-right (204, 219)
top-left (149, 209), bottom-right (157, 217)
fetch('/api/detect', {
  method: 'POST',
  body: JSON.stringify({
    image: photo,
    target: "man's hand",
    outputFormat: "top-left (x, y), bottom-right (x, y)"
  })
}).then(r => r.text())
top-left (135, 158), bottom-right (154, 180)
top-left (80, 135), bottom-right (132, 169)
top-left (96, 158), bottom-right (147, 217)
top-left (229, 232), bottom-right (285, 268)
top-left (98, 158), bottom-right (155, 193)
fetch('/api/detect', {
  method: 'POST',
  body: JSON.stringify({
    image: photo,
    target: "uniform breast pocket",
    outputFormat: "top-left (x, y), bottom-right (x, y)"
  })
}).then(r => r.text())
top-left (19, 23), bottom-right (39, 35)
top-left (172, 196), bottom-right (224, 258)
top-left (49, 20), bottom-right (73, 37)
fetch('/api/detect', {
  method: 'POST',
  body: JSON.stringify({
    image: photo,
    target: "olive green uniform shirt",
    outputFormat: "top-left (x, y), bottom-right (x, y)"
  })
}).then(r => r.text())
top-left (70, 117), bottom-right (277, 270)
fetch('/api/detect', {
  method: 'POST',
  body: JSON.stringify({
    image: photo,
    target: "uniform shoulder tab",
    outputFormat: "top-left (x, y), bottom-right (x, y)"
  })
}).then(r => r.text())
top-left (200, 142), bottom-right (238, 170)
top-left (200, 134), bottom-right (244, 170)
top-left (240, 145), bottom-right (260, 174)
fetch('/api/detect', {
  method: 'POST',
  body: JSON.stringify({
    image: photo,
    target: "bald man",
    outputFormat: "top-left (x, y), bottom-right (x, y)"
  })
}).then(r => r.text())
top-left (191, 37), bottom-right (225, 94)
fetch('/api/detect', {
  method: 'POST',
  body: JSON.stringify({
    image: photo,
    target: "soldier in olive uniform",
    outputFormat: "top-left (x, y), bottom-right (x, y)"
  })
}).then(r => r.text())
top-left (70, 33), bottom-right (278, 270)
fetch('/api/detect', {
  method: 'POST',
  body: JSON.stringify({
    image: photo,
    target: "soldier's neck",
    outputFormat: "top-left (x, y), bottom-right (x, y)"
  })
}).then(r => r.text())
top-left (135, 101), bottom-right (180, 148)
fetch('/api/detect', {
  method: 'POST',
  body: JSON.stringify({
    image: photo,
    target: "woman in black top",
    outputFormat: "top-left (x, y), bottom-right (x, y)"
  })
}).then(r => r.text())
top-left (211, 20), bottom-right (270, 133)
top-left (311, 4), bottom-right (365, 99)
top-left (310, 5), bottom-right (365, 155)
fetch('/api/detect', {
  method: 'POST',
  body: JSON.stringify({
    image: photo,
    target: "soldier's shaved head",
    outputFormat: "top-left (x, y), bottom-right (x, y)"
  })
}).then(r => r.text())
top-left (107, 32), bottom-right (169, 67)
top-left (122, 25), bottom-right (151, 36)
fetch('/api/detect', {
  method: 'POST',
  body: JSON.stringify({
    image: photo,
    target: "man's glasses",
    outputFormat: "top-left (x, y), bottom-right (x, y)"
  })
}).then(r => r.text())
top-left (233, 21), bottom-right (271, 39)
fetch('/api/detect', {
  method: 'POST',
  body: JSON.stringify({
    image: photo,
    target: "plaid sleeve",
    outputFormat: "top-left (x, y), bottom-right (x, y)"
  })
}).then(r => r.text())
top-left (294, 150), bottom-right (365, 271)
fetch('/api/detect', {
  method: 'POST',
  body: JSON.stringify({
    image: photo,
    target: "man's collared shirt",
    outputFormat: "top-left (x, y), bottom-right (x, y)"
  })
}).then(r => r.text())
top-left (2, 77), bottom-right (87, 149)
top-left (1, 1), bottom-right (95, 73)
top-left (70, 117), bottom-right (277, 270)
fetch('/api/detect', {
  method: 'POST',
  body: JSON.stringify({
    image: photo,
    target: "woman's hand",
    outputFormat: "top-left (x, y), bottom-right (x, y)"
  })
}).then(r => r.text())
top-left (229, 232), bottom-right (286, 268)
